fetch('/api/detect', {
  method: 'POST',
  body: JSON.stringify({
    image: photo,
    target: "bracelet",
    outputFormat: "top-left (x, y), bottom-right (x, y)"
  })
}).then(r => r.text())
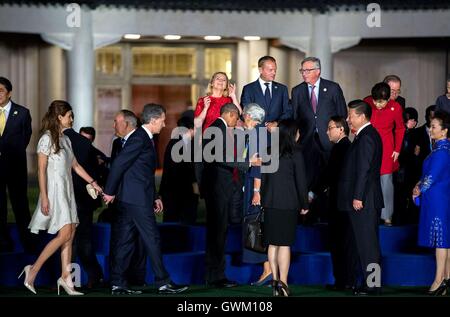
top-left (253, 188), bottom-right (260, 192)
top-left (89, 180), bottom-right (96, 184)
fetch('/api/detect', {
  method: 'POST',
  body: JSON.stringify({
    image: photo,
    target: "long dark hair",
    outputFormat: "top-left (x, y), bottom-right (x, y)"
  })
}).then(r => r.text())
top-left (278, 119), bottom-right (299, 157)
top-left (40, 100), bottom-right (72, 154)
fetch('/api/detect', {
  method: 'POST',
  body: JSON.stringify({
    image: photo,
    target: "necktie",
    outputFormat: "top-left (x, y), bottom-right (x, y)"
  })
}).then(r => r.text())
top-left (310, 85), bottom-right (317, 113)
top-left (264, 82), bottom-right (271, 106)
top-left (120, 138), bottom-right (126, 148)
top-left (0, 108), bottom-right (6, 136)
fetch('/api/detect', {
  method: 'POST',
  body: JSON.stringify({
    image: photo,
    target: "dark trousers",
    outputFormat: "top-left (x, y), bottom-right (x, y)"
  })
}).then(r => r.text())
top-left (328, 209), bottom-right (351, 286)
top-left (346, 208), bottom-right (381, 288)
top-left (303, 133), bottom-right (330, 223)
top-left (204, 185), bottom-right (232, 283)
top-left (72, 205), bottom-right (104, 283)
top-left (110, 201), bottom-right (170, 288)
top-left (229, 180), bottom-right (243, 224)
top-left (0, 166), bottom-right (33, 252)
top-left (109, 202), bottom-right (147, 286)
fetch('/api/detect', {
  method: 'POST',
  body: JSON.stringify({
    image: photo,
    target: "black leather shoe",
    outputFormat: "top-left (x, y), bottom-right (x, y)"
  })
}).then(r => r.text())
top-left (209, 279), bottom-right (238, 288)
top-left (326, 283), bottom-right (348, 291)
top-left (352, 286), bottom-right (381, 296)
top-left (87, 278), bottom-right (106, 289)
top-left (111, 286), bottom-right (143, 295)
top-left (157, 282), bottom-right (189, 294)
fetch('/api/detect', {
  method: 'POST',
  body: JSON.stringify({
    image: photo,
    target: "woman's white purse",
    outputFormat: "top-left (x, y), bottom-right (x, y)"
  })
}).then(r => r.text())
top-left (86, 184), bottom-right (98, 199)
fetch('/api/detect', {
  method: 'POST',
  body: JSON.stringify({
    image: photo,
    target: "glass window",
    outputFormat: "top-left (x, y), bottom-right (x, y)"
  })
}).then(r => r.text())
top-left (95, 88), bottom-right (122, 154)
top-left (132, 47), bottom-right (196, 78)
top-left (204, 48), bottom-right (232, 80)
top-left (96, 46), bottom-right (122, 76)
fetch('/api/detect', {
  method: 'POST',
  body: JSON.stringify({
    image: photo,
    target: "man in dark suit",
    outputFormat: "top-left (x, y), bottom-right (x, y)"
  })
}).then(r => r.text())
top-left (63, 125), bottom-right (104, 288)
top-left (160, 116), bottom-right (198, 224)
top-left (311, 116), bottom-right (351, 290)
top-left (338, 100), bottom-right (384, 295)
top-left (202, 103), bottom-right (260, 287)
top-left (104, 109), bottom-right (147, 288)
top-left (412, 105), bottom-right (436, 174)
top-left (103, 104), bottom-right (188, 295)
top-left (241, 55), bottom-right (292, 131)
top-left (79, 126), bottom-right (109, 187)
top-left (383, 75), bottom-right (406, 109)
top-left (291, 57), bottom-right (347, 221)
top-left (0, 77), bottom-right (33, 253)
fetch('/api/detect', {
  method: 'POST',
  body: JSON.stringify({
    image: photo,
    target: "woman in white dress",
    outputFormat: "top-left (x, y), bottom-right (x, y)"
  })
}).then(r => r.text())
top-left (18, 100), bottom-right (102, 295)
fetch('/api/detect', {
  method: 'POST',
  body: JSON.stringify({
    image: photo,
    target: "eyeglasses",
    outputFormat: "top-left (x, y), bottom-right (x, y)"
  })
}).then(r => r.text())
top-left (327, 126), bottom-right (339, 131)
top-left (391, 89), bottom-right (401, 94)
top-left (299, 68), bottom-right (318, 74)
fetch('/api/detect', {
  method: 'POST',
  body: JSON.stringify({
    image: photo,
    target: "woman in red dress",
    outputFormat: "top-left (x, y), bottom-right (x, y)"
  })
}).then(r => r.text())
top-left (194, 72), bottom-right (242, 132)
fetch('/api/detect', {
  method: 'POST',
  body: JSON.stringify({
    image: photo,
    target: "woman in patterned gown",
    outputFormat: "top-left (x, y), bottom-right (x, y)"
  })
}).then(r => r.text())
top-left (413, 111), bottom-right (450, 295)
top-left (19, 100), bottom-right (102, 295)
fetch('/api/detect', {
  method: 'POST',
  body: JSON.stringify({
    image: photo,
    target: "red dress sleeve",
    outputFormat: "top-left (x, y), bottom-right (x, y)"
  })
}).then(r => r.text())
top-left (194, 97), bottom-right (204, 118)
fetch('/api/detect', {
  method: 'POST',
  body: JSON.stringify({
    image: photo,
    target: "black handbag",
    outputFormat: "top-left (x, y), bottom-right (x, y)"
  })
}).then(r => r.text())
top-left (243, 207), bottom-right (266, 253)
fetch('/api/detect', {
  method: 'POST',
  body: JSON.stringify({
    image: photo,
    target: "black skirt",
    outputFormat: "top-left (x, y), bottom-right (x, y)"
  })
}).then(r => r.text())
top-left (263, 208), bottom-right (298, 246)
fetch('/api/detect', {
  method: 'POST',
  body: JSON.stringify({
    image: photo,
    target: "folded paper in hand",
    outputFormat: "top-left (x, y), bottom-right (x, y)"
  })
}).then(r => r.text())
top-left (86, 184), bottom-right (98, 199)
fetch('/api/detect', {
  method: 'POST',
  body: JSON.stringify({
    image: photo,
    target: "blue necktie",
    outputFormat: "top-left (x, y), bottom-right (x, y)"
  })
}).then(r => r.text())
top-left (264, 82), bottom-right (271, 106)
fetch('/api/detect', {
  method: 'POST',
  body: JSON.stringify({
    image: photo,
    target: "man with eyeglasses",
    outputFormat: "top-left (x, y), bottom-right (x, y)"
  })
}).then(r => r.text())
top-left (291, 57), bottom-right (347, 222)
top-left (311, 116), bottom-right (351, 290)
top-left (383, 75), bottom-right (406, 110)
top-left (0, 77), bottom-right (34, 253)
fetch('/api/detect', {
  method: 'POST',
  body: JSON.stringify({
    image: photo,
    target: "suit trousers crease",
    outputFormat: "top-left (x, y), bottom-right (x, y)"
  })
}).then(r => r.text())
top-left (346, 208), bottom-right (381, 288)
top-left (204, 186), bottom-right (231, 283)
top-left (328, 210), bottom-right (351, 286)
top-left (111, 201), bottom-right (170, 288)
top-left (0, 167), bottom-right (32, 249)
top-left (109, 202), bottom-right (147, 285)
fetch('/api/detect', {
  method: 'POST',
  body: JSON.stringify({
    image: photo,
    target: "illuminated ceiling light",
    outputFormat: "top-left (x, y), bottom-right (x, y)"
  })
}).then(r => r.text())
top-left (124, 34), bottom-right (141, 40)
top-left (204, 35), bottom-right (221, 41)
top-left (164, 35), bottom-right (181, 40)
top-left (243, 36), bottom-right (261, 41)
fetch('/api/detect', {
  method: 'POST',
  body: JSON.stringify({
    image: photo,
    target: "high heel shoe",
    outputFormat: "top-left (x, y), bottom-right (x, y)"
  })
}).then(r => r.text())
top-left (427, 280), bottom-right (447, 296)
top-left (251, 273), bottom-right (273, 286)
top-left (271, 280), bottom-right (279, 296)
top-left (57, 277), bottom-right (84, 296)
top-left (278, 280), bottom-right (291, 297)
top-left (18, 265), bottom-right (36, 294)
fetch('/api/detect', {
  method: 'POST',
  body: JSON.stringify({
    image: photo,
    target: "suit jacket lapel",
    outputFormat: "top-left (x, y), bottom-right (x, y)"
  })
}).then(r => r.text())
top-left (254, 80), bottom-right (266, 106)
top-left (3, 102), bottom-right (17, 137)
top-left (270, 82), bottom-right (279, 109)
top-left (303, 83), bottom-right (314, 114)
top-left (317, 79), bottom-right (326, 113)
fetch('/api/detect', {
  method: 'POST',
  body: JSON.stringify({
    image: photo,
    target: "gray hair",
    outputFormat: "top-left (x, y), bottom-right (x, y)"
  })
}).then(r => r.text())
top-left (142, 103), bottom-right (166, 124)
top-left (243, 103), bottom-right (265, 123)
top-left (118, 109), bottom-right (138, 128)
top-left (301, 57), bottom-right (321, 70)
top-left (383, 74), bottom-right (402, 85)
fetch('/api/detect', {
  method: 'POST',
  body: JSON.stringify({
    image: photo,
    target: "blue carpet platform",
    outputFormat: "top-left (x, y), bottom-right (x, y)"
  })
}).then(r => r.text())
top-left (0, 223), bottom-right (434, 287)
